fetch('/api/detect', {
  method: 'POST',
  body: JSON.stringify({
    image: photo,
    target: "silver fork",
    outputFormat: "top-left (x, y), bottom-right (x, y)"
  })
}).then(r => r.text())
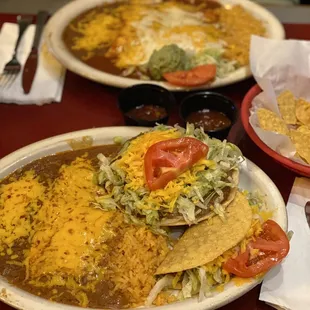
top-left (0, 15), bottom-right (33, 90)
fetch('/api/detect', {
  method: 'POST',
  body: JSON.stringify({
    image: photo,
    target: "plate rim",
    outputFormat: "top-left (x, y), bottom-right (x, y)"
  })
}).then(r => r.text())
top-left (44, 0), bottom-right (285, 91)
top-left (0, 126), bottom-right (287, 310)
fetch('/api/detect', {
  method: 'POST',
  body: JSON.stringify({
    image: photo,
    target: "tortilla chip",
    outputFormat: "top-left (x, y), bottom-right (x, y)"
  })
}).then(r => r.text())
top-left (257, 108), bottom-right (289, 135)
top-left (277, 90), bottom-right (297, 125)
top-left (290, 129), bottom-right (310, 164)
top-left (297, 125), bottom-right (310, 135)
top-left (296, 98), bottom-right (310, 126)
top-left (156, 192), bottom-right (252, 274)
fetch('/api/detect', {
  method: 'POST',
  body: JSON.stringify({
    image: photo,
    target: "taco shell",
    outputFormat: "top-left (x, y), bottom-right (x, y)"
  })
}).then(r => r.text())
top-left (156, 191), bottom-right (252, 275)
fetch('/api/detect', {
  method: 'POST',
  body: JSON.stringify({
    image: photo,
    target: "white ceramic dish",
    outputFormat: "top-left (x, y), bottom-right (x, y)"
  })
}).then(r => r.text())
top-left (45, 0), bottom-right (285, 91)
top-left (0, 127), bottom-right (287, 310)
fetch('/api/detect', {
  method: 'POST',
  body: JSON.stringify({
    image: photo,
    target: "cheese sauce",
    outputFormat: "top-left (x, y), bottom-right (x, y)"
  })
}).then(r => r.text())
top-left (0, 145), bottom-right (169, 309)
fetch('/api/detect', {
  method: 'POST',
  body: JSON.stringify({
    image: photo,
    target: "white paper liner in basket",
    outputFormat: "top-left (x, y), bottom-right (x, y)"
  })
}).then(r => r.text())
top-left (248, 35), bottom-right (310, 167)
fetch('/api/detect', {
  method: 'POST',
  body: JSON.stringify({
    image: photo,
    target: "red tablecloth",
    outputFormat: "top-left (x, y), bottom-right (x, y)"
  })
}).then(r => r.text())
top-left (1, 14), bottom-right (310, 310)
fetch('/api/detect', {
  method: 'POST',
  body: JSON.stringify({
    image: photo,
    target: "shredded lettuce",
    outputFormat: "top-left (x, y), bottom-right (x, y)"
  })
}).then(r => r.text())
top-left (97, 154), bottom-right (125, 186)
top-left (177, 196), bottom-right (196, 224)
top-left (147, 267), bottom-right (218, 305)
top-left (95, 197), bottom-right (118, 211)
top-left (143, 209), bottom-right (160, 226)
top-left (287, 230), bottom-right (294, 241)
top-left (192, 48), bottom-right (222, 66)
top-left (145, 275), bottom-right (173, 306)
top-left (181, 270), bottom-right (201, 299)
top-left (213, 268), bottom-right (223, 284)
top-left (94, 124), bottom-right (243, 231)
top-left (188, 270), bottom-right (200, 295)
top-left (181, 273), bottom-right (192, 299)
top-left (191, 48), bottom-right (237, 78)
top-left (246, 190), bottom-right (267, 208)
top-left (198, 268), bottom-right (209, 302)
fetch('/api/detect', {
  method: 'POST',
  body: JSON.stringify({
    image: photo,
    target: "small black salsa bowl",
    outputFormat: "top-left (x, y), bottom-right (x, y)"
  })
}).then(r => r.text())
top-left (180, 91), bottom-right (238, 140)
top-left (118, 84), bottom-right (175, 127)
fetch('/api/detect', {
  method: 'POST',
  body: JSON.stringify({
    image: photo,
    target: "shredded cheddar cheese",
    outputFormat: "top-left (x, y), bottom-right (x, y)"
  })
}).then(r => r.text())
top-left (115, 128), bottom-right (181, 190)
top-left (25, 158), bottom-right (113, 282)
top-left (70, 10), bottom-right (122, 59)
top-left (0, 171), bottom-right (45, 249)
top-left (112, 128), bottom-right (215, 212)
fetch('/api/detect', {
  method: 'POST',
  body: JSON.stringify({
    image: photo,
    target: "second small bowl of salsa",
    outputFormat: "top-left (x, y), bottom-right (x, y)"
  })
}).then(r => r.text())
top-left (180, 91), bottom-right (237, 140)
top-left (118, 84), bottom-right (174, 127)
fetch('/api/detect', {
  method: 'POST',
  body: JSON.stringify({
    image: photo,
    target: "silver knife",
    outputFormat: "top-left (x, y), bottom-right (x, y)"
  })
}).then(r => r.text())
top-left (22, 11), bottom-right (49, 94)
top-left (305, 201), bottom-right (310, 228)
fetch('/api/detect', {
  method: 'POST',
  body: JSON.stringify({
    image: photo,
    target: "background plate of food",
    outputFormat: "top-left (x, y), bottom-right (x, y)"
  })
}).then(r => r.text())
top-left (45, 0), bottom-right (285, 90)
top-left (0, 125), bottom-right (289, 310)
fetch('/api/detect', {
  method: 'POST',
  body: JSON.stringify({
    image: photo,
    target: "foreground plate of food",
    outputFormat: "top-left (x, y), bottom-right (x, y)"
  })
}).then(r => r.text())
top-left (0, 125), bottom-right (289, 310)
top-left (45, 0), bottom-right (285, 90)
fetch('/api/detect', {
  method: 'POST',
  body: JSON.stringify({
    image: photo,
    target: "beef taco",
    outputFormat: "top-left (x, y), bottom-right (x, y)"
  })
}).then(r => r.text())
top-left (146, 192), bottom-right (290, 305)
top-left (94, 124), bottom-right (242, 232)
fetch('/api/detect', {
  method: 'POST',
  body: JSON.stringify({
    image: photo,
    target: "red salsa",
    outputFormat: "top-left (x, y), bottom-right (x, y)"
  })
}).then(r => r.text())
top-left (125, 105), bottom-right (168, 122)
top-left (186, 109), bottom-right (232, 131)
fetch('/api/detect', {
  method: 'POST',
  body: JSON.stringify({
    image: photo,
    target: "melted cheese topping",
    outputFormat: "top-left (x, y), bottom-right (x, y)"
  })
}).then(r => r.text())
top-left (0, 171), bottom-right (45, 249)
top-left (68, 1), bottom-right (266, 70)
top-left (125, 6), bottom-right (220, 67)
top-left (0, 154), bottom-right (171, 308)
top-left (0, 157), bottom-right (115, 306)
top-left (114, 129), bottom-right (214, 212)
top-left (70, 1), bottom-right (223, 68)
top-left (25, 157), bottom-right (112, 279)
top-left (71, 10), bottom-right (122, 59)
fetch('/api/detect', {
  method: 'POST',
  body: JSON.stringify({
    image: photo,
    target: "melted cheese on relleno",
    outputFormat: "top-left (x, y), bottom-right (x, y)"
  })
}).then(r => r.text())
top-left (0, 153), bottom-right (169, 308)
top-left (66, 1), bottom-right (266, 71)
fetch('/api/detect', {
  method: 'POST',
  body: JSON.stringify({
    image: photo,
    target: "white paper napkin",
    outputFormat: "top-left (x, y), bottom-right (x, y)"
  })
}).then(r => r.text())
top-left (259, 177), bottom-right (310, 310)
top-left (0, 23), bottom-right (66, 105)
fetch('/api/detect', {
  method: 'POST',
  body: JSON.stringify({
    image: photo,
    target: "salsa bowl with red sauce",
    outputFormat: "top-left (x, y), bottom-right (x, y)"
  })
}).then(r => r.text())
top-left (118, 84), bottom-right (174, 127)
top-left (180, 91), bottom-right (238, 140)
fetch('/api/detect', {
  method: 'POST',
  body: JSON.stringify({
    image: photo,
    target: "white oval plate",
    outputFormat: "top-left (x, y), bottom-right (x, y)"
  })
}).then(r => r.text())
top-left (45, 0), bottom-right (285, 91)
top-left (0, 127), bottom-right (287, 310)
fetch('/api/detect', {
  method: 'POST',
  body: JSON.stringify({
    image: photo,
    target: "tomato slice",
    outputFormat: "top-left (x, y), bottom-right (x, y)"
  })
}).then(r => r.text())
top-left (144, 137), bottom-right (208, 191)
top-left (223, 220), bottom-right (290, 278)
top-left (250, 221), bottom-right (289, 255)
top-left (163, 64), bottom-right (217, 87)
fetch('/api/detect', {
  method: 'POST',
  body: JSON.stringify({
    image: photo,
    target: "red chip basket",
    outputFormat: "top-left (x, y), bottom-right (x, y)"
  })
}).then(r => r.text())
top-left (241, 84), bottom-right (310, 177)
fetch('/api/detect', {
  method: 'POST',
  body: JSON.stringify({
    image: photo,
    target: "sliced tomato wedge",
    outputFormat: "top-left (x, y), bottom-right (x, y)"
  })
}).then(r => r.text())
top-left (163, 64), bottom-right (217, 87)
top-left (144, 137), bottom-right (208, 191)
top-left (223, 220), bottom-right (290, 278)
